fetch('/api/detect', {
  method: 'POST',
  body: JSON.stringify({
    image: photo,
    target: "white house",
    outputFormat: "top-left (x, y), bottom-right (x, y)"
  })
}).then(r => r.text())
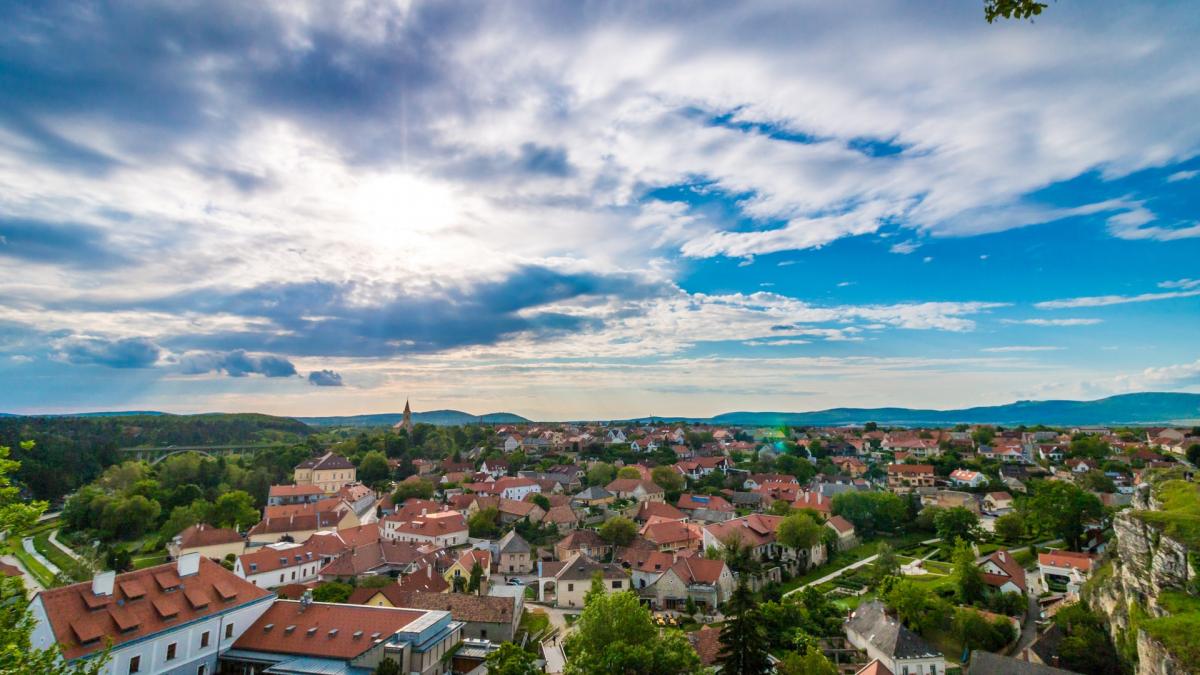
top-left (949, 469), bottom-right (986, 488)
top-left (382, 511), bottom-right (469, 548)
top-left (845, 600), bottom-right (945, 675)
top-left (234, 541), bottom-right (325, 588)
top-left (29, 554), bottom-right (274, 675)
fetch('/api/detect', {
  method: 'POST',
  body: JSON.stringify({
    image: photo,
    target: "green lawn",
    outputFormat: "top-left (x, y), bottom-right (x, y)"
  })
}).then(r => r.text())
top-left (8, 541), bottom-right (57, 588)
top-left (132, 552), bottom-right (169, 569)
top-left (32, 532), bottom-right (87, 578)
top-left (779, 532), bottom-right (933, 595)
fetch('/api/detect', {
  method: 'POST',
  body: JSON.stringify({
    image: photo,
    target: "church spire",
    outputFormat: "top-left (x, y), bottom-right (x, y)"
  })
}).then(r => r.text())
top-left (402, 399), bottom-right (413, 432)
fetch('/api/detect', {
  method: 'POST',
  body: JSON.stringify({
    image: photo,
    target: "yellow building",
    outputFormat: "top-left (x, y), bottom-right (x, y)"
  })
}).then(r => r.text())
top-left (294, 452), bottom-right (357, 494)
top-left (444, 548), bottom-right (492, 589)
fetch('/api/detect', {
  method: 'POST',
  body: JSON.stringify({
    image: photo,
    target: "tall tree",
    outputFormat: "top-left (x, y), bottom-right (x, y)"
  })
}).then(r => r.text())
top-left (598, 516), bottom-right (637, 546)
top-left (0, 442), bottom-right (110, 675)
top-left (719, 580), bottom-right (773, 675)
top-left (467, 562), bottom-right (484, 594)
top-left (951, 538), bottom-right (985, 604)
top-left (778, 512), bottom-right (823, 551)
top-left (485, 643), bottom-right (540, 675)
top-left (934, 506), bottom-right (980, 543)
top-left (1029, 481), bottom-right (1103, 551)
top-left (564, 586), bottom-right (702, 674)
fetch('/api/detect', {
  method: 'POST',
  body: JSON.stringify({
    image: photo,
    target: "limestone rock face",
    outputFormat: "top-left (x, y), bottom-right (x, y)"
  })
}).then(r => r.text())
top-left (1084, 483), bottom-right (1192, 674)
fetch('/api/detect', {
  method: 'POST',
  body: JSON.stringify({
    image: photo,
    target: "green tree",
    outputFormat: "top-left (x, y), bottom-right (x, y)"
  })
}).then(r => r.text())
top-left (934, 507), bottom-right (980, 543)
top-left (1029, 481), bottom-right (1103, 551)
top-left (564, 587), bottom-right (702, 674)
top-left (777, 512), bottom-right (823, 551)
top-left (719, 580), bottom-right (773, 675)
top-left (467, 562), bottom-right (484, 594)
top-left (312, 581), bottom-right (353, 603)
top-left (768, 499), bottom-right (793, 516)
top-left (530, 493), bottom-right (551, 511)
top-left (374, 658), bottom-right (403, 675)
top-left (598, 516), bottom-right (638, 547)
top-left (468, 507), bottom-right (501, 538)
top-left (586, 463), bottom-right (615, 487)
top-left (484, 642), bottom-right (540, 675)
top-left (883, 579), bottom-right (947, 635)
top-left (209, 490), bottom-right (259, 530)
top-left (1186, 444), bottom-right (1200, 466)
top-left (994, 512), bottom-right (1025, 542)
top-left (616, 466), bottom-right (641, 479)
top-left (358, 450), bottom-right (391, 485)
top-left (831, 491), bottom-right (907, 536)
top-left (159, 501), bottom-right (210, 538)
top-left (1054, 603), bottom-right (1122, 675)
top-left (776, 646), bottom-right (838, 675)
top-left (0, 442), bottom-right (110, 675)
top-left (985, 0), bottom-right (1049, 23)
top-left (651, 466), bottom-right (684, 493)
top-left (393, 478), bottom-right (435, 502)
top-left (871, 542), bottom-right (901, 584)
top-left (953, 608), bottom-right (1015, 652)
top-left (951, 538), bottom-right (985, 604)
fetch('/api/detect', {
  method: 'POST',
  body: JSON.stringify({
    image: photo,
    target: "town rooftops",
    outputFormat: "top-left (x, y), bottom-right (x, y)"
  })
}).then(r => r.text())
top-left (605, 478), bottom-right (664, 494)
top-left (175, 523), bottom-right (242, 549)
top-left (980, 549), bottom-right (1027, 593)
top-left (295, 452), bottom-right (355, 471)
top-left (676, 493), bottom-right (733, 512)
top-left (1039, 550), bottom-right (1098, 572)
top-left (967, 650), bottom-right (1077, 675)
top-left (846, 600), bottom-right (942, 661)
top-left (854, 660), bottom-right (893, 675)
top-left (555, 553), bottom-right (625, 581)
top-left (573, 486), bottom-right (613, 501)
top-left (668, 557), bottom-right (726, 585)
top-left (950, 469), bottom-right (984, 482)
top-left (394, 590), bottom-right (517, 625)
top-left (386, 511), bottom-right (468, 537)
top-left (636, 500), bottom-right (686, 521)
top-left (232, 600), bottom-right (431, 660)
top-left (498, 530), bottom-right (531, 555)
top-left (704, 514), bottom-right (784, 548)
top-left (269, 484), bottom-right (327, 498)
top-left (36, 557), bottom-right (270, 660)
top-left (826, 515), bottom-right (855, 535)
top-left (888, 464), bottom-right (935, 475)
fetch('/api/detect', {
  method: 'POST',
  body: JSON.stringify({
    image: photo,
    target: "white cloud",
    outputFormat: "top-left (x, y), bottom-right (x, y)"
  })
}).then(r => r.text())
top-left (889, 240), bottom-right (921, 255)
top-left (981, 346), bottom-right (1064, 353)
top-left (1159, 278), bottom-right (1200, 290)
top-left (1167, 170), bottom-right (1198, 182)
top-left (1002, 318), bottom-right (1103, 326)
top-left (1036, 288), bottom-right (1200, 309)
top-left (922, 256), bottom-right (933, 263)
top-left (1111, 359), bottom-right (1200, 391)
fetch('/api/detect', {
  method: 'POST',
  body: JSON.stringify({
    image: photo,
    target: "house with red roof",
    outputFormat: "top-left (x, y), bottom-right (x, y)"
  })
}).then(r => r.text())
top-left (643, 557), bottom-right (735, 610)
top-left (886, 464), bottom-right (935, 492)
top-left (30, 555), bottom-right (273, 675)
top-left (979, 549), bottom-right (1027, 595)
top-left (225, 598), bottom-right (463, 675)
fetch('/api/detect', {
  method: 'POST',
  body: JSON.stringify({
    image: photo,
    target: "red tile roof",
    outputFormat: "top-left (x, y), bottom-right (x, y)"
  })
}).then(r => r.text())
top-left (688, 625), bottom-right (723, 665)
top-left (177, 523), bottom-right (243, 549)
top-left (636, 501), bottom-right (686, 522)
top-left (888, 464), bottom-right (935, 475)
top-left (704, 514), bottom-right (783, 548)
top-left (37, 558), bottom-right (270, 660)
top-left (232, 600), bottom-right (427, 660)
top-left (269, 484), bottom-right (327, 498)
top-left (980, 549), bottom-right (1027, 593)
top-left (1039, 550), bottom-right (1097, 571)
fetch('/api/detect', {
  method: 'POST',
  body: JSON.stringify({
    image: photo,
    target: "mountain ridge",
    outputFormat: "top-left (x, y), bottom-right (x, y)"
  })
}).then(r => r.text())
top-left (2, 393), bottom-right (1197, 427)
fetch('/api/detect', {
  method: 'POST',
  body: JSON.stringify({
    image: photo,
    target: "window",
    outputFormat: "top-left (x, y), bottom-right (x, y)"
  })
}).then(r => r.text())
top-left (166, 643), bottom-right (177, 661)
top-left (198, 666), bottom-right (207, 675)
top-left (612, 580), bottom-right (622, 589)
top-left (200, 631), bottom-right (210, 648)
top-left (225, 623), bottom-right (235, 639)
top-left (128, 655), bottom-right (141, 673)
top-left (481, 629), bottom-right (488, 639)
top-left (567, 583), bottom-right (574, 592)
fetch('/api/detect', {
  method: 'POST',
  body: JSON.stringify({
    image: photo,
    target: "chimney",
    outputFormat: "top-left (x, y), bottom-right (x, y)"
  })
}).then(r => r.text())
top-left (177, 552), bottom-right (201, 577)
top-left (92, 570), bottom-right (116, 596)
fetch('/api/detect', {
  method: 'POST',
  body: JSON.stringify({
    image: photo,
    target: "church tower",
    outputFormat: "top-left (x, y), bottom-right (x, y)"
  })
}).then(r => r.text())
top-left (401, 399), bottom-right (413, 433)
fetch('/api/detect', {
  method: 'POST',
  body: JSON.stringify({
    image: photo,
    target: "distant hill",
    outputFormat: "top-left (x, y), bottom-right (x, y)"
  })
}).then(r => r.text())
top-left (296, 409), bottom-right (530, 427)
top-left (626, 393), bottom-right (1200, 427)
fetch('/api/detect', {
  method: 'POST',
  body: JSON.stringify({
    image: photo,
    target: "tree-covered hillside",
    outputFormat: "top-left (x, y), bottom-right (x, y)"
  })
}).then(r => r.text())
top-left (0, 413), bottom-right (312, 503)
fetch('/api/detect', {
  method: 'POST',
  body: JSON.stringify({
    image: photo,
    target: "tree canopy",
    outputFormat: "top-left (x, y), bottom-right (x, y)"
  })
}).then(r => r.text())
top-left (564, 587), bottom-right (703, 675)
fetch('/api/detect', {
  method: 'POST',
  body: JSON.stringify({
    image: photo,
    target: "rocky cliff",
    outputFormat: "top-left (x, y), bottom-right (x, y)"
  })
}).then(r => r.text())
top-left (1085, 482), bottom-right (1196, 674)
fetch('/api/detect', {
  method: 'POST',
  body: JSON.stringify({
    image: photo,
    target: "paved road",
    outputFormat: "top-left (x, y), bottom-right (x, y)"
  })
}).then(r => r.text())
top-left (1, 553), bottom-right (44, 597)
top-left (783, 538), bottom-right (941, 597)
top-left (49, 530), bottom-right (86, 563)
top-left (22, 537), bottom-right (60, 576)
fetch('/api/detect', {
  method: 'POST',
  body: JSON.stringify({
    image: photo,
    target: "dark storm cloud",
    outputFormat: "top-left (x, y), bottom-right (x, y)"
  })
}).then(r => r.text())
top-left (0, 1), bottom-right (477, 168)
top-left (178, 350), bottom-right (297, 378)
top-left (308, 370), bottom-right (344, 387)
top-left (57, 336), bottom-right (161, 368)
top-left (0, 217), bottom-right (129, 268)
top-left (109, 265), bottom-right (667, 358)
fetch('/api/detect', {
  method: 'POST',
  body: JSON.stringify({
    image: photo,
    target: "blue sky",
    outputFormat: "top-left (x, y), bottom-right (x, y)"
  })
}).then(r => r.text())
top-left (0, 0), bottom-right (1198, 420)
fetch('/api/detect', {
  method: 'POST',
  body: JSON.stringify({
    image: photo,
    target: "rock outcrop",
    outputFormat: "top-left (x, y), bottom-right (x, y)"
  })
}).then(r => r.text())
top-left (1084, 483), bottom-right (1195, 675)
